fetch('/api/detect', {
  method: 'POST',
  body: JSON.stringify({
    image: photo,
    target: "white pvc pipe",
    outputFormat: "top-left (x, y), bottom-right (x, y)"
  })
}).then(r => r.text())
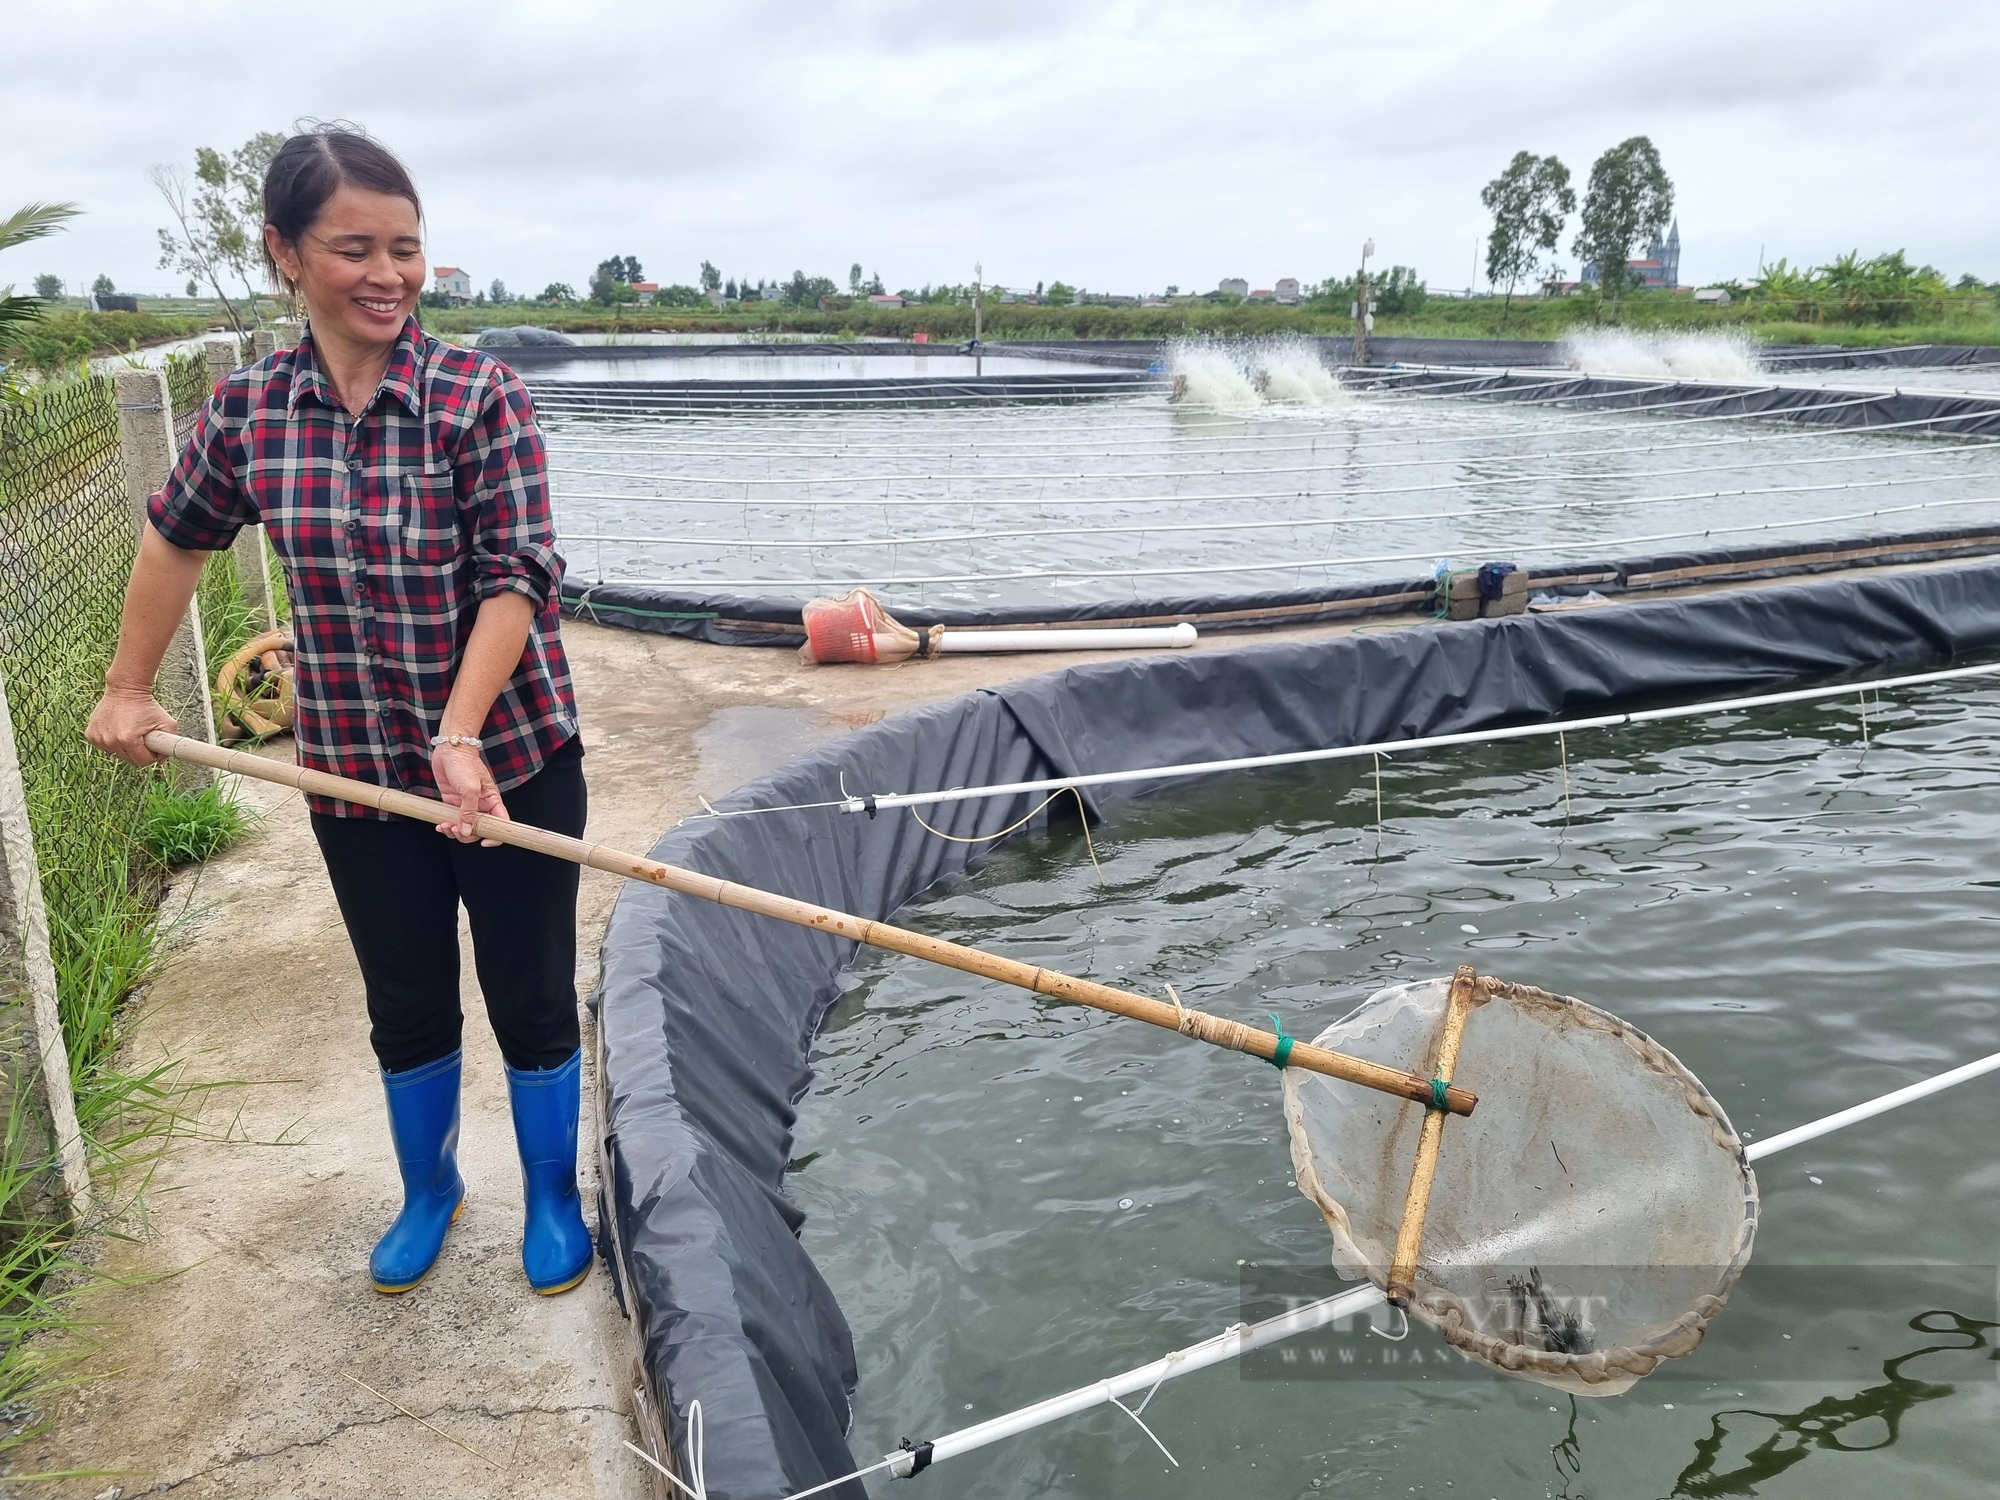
top-left (844, 659), bottom-right (2000, 814)
top-left (795, 1044), bottom-right (2000, 1490)
top-left (1745, 1048), bottom-right (2000, 1160)
top-left (937, 623), bottom-right (1196, 654)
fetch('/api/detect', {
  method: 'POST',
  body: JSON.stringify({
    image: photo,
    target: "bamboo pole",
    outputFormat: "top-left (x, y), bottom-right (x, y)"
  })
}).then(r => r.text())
top-left (144, 732), bottom-right (1476, 1116)
top-left (1386, 963), bottom-right (1481, 1305)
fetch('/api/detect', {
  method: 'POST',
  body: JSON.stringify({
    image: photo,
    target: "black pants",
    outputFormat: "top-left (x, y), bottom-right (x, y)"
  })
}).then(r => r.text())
top-left (312, 737), bottom-right (586, 1074)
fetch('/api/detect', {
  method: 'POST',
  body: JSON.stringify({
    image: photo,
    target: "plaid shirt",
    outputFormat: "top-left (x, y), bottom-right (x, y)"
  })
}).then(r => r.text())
top-left (150, 317), bottom-right (577, 818)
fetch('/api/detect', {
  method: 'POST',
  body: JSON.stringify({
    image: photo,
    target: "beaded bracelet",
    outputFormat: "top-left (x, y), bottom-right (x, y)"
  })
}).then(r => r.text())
top-left (429, 733), bottom-right (484, 751)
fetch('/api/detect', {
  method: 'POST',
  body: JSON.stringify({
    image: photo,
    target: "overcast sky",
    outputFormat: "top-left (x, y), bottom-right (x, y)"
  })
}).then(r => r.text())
top-left (7, 0), bottom-right (1996, 300)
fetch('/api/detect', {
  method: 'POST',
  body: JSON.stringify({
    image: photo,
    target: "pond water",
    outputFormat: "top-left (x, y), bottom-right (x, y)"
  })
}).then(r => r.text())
top-left (539, 386), bottom-right (2000, 613)
top-left (791, 674), bottom-right (2000, 1498)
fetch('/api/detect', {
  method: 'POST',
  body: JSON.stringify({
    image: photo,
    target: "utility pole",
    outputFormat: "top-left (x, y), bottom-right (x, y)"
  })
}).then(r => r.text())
top-left (973, 260), bottom-right (983, 377)
top-left (1352, 238), bottom-right (1375, 367)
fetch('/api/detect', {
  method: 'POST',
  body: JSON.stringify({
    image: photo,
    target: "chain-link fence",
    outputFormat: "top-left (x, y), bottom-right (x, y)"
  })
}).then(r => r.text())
top-left (0, 376), bottom-right (166, 1079)
top-left (163, 352), bottom-right (262, 672)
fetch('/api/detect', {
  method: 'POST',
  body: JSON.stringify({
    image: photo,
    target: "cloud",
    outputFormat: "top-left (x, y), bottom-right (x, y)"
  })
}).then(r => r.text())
top-left (3, 0), bottom-right (1995, 299)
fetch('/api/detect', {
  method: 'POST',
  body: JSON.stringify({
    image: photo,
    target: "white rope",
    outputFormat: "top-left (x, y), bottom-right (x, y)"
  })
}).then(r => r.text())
top-left (843, 659), bottom-right (2000, 814)
top-left (572, 491), bottom-right (2000, 589)
top-left (543, 403), bottom-right (1972, 466)
top-left (549, 436), bottom-right (1996, 497)
top-left (764, 1044), bottom-right (2000, 1494)
top-left (541, 396), bottom-right (1877, 460)
top-left (624, 1397), bottom-right (706, 1500)
top-left (555, 469), bottom-right (1996, 552)
top-left (533, 386), bottom-right (1931, 452)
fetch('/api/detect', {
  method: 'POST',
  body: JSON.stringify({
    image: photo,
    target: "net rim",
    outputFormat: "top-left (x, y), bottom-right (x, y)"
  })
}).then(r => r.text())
top-left (1288, 975), bottom-right (1761, 1393)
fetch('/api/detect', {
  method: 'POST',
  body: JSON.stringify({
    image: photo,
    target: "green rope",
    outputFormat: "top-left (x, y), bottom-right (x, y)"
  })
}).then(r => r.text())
top-left (1268, 1013), bottom-right (1295, 1069)
top-left (1430, 1076), bottom-right (1451, 1111)
top-left (1428, 568), bottom-right (1479, 621)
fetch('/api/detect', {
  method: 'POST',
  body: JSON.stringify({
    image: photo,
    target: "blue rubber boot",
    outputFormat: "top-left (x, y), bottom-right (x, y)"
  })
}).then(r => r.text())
top-left (370, 1051), bottom-right (466, 1293)
top-left (505, 1049), bottom-right (594, 1295)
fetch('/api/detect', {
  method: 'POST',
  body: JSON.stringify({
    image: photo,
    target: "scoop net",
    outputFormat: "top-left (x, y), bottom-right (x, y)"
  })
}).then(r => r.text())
top-left (1283, 974), bottom-right (1758, 1395)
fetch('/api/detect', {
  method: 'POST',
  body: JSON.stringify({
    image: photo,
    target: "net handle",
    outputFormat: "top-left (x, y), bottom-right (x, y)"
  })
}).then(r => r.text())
top-left (143, 732), bottom-right (1477, 1115)
top-left (1386, 963), bottom-right (1480, 1305)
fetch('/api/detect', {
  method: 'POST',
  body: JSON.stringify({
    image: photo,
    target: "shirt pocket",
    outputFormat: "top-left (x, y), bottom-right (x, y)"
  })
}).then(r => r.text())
top-left (399, 470), bottom-right (464, 565)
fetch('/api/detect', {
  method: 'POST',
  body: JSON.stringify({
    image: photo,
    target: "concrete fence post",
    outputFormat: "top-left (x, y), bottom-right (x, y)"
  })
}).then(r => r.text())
top-left (249, 329), bottom-right (278, 362)
top-left (0, 663), bottom-right (91, 1218)
top-left (114, 367), bottom-right (216, 749)
top-left (203, 337), bottom-right (277, 634)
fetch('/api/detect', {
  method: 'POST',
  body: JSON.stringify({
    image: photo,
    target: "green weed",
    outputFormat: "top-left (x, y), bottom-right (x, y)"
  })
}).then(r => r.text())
top-left (138, 783), bottom-right (251, 868)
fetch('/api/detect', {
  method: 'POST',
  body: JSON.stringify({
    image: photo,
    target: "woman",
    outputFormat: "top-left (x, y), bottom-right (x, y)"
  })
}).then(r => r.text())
top-left (86, 126), bottom-right (592, 1297)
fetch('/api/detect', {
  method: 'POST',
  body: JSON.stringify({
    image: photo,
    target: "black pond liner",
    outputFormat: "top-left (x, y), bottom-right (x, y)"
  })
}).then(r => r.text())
top-left (593, 558), bottom-right (2000, 1498)
top-left (555, 371), bottom-right (2000, 648)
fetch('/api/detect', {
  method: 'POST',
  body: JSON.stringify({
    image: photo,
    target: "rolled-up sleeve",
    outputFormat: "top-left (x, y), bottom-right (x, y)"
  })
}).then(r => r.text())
top-left (459, 370), bottom-right (564, 608)
top-left (147, 393), bottom-right (252, 550)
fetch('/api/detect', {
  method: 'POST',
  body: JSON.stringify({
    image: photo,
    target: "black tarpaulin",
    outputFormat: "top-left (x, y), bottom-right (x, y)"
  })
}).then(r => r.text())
top-left (595, 560), bottom-right (2000, 1498)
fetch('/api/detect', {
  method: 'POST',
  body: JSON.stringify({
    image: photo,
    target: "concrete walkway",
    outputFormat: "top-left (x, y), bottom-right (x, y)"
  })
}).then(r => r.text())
top-left (23, 616), bottom-right (1361, 1497)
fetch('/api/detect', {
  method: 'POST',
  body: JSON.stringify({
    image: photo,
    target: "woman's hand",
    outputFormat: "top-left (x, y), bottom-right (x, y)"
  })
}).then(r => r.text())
top-left (85, 685), bottom-right (178, 766)
top-left (431, 741), bottom-right (509, 845)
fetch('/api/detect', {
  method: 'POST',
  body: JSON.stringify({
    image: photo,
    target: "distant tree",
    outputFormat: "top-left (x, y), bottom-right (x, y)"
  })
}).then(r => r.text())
top-left (654, 283), bottom-right (706, 308)
top-left (1034, 280), bottom-right (1044, 299)
top-left (1374, 266), bottom-right (1428, 316)
top-left (1045, 280), bottom-right (1075, 306)
top-left (697, 260), bottom-right (720, 294)
top-left (848, 262), bottom-right (863, 295)
top-left (591, 256), bottom-right (644, 305)
top-left (724, 277), bottom-right (738, 300)
top-left (152, 130), bottom-right (286, 338)
top-left (1165, 284), bottom-right (1179, 296)
top-left (1574, 136), bottom-right (1673, 319)
top-left (33, 273), bottom-right (62, 299)
top-left (539, 281), bottom-right (576, 303)
top-left (91, 272), bottom-right (116, 296)
top-left (1481, 151), bottom-right (1575, 313)
top-left (783, 269), bottom-right (838, 306)
top-left (489, 278), bottom-right (509, 304)
top-left (185, 278), bottom-right (199, 297)
top-left (1957, 273), bottom-right (1987, 291)
top-left (865, 269), bottom-right (884, 295)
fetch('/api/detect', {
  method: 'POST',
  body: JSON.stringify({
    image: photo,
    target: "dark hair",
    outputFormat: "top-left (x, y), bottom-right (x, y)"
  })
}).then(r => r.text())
top-left (261, 124), bottom-right (422, 279)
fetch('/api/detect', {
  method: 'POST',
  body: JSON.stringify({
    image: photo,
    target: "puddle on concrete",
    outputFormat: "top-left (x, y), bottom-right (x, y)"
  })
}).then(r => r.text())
top-left (692, 704), bottom-right (882, 801)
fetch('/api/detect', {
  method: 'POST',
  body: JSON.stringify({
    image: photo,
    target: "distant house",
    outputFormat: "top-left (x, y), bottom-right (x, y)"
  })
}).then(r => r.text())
top-left (630, 281), bottom-right (660, 305)
top-left (1581, 220), bottom-right (1682, 291)
top-left (1693, 287), bottom-right (1731, 305)
top-left (432, 266), bottom-right (473, 305)
top-left (87, 292), bottom-right (139, 313)
top-left (1247, 288), bottom-right (1274, 302)
top-left (868, 293), bottom-right (906, 309)
top-left (1274, 277), bottom-right (1301, 305)
top-left (1217, 277), bottom-right (1249, 297)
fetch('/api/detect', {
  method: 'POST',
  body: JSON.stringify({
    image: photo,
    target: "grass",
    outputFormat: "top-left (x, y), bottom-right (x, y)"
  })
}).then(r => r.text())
top-left (0, 310), bottom-right (211, 377)
top-left (0, 369), bottom-right (259, 1460)
top-left (431, 287), bottom-right (2000, 348)
top-left (139, 784), bottom-right (252, 867)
